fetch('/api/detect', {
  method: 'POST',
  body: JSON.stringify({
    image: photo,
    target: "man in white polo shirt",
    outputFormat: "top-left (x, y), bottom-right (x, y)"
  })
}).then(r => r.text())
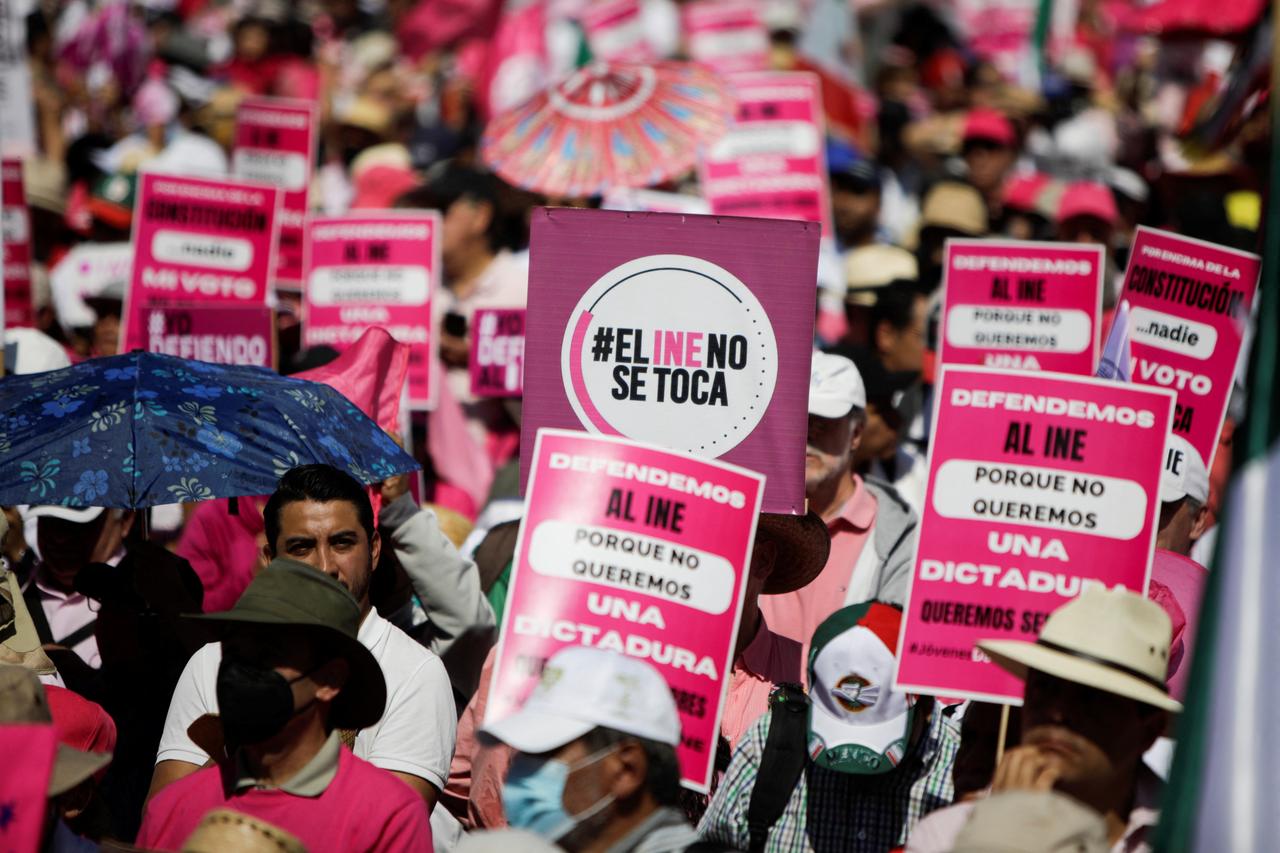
top-left (149, 464), bottom-right (456, 809)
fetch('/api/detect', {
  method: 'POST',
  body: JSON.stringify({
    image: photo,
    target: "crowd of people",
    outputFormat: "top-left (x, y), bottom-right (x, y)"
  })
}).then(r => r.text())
top-left (1, 0), bottom-right (1266, 850)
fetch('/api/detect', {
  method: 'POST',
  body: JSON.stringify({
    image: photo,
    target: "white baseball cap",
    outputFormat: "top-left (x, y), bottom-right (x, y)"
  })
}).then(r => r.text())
top-left (480, 647), bottom-right (681, 754)
top-left (23, 505), bottom-right (106, 524)
top-left (808, 351), bottom-right (866, 419)
top-left (1159, 434), bottom-right (1209, 504)
top-left (807, 602), bottom-right (914, 775)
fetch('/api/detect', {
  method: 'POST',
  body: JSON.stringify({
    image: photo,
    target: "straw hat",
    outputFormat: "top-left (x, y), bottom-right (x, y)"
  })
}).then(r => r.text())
top-left (978, 588), bottom-right (1182, 713)
top-left (919, 182), bottom-right (987, 236)
top-left (844, 245), bottom-right (918, 306)
top-left (757, 512), bottom-right (830, 594)
top-left (1, 556), bottom-right (57, 675)
top-left (181, 809), bottom-right (307, 853)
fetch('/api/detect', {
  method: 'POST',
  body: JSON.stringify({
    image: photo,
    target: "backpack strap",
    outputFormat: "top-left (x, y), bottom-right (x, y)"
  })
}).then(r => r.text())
top-left (746, 683), bottom-right (810, 853)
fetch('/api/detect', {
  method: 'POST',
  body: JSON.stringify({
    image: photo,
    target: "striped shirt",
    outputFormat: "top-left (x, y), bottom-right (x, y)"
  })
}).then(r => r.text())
top-left (698, 704), bottom-right (960, 853)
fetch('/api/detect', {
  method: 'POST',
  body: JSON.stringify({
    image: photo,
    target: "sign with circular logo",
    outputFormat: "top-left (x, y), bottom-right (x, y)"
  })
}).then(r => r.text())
top-left (560, 254), bottom-right (779, 456)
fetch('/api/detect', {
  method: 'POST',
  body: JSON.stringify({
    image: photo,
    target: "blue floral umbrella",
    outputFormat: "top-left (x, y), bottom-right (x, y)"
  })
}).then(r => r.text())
top-left (0, 351), bottom-right (420, 509)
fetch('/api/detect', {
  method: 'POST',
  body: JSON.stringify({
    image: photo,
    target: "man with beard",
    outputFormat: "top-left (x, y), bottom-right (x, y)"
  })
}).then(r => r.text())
top-left (760, 353), bottom-right (918, 655)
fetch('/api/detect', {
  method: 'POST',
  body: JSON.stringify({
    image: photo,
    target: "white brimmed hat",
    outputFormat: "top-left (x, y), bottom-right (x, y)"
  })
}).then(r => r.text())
top-left (809, 351), bottom-right (866, 418)
top-left (978, 588), bottom-right (1182, 713)
top-left (23, 505), bottom-right (106, 524)
top-left (480, 647), bottom-right (680, 754)
top-left (1160, 434), bottom-right (1209, 504)
top-left (807, 602), bottom-right (914, 775)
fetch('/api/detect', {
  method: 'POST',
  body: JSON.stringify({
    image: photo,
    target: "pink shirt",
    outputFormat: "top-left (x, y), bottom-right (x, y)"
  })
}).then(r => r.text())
top-left (137, 746), bottom-right (432, 852)
top-left (442, 616), bottom-right (802, 830)
top-left (759, 473), bottom-right (878, 654)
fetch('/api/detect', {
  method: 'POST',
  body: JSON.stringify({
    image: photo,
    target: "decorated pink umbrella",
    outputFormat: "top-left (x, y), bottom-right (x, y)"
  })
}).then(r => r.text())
top-left (481, 61), bottom-right (733, 198)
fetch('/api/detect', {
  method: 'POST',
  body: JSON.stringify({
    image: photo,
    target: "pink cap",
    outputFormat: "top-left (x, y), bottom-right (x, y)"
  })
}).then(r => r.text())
top-left (351, 165), bottom-right (423, 211)
top-left (962, 107), bottom-right (1015, 148)
top-left (1057, 181), bottom-right (1118, 225)
top-left (1002, 173), bottom-right (1050, 212)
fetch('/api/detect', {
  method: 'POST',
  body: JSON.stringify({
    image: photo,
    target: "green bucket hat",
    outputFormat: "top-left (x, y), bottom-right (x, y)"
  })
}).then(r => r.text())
top-left (186, 558), bottom-right (386, 731)
top-left (806, 602), bottom-right (915, 775)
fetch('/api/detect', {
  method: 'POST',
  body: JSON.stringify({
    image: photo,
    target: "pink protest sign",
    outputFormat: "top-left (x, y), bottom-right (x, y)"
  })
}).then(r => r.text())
top-left (143, 304), bottom-right (275, 368)
top-left (2, 158), bottom-right (32, 327)
top-left (489, 428), bottom-right (765, 791)
top-left (699, 72), bottom-right (833, 237)
top-left (581, 0), bottom-right (655, 62)
top-left (1119, 226), bottom-right (1260, 471)
top-left (470, 308), bottom-right (525, 397)
top-left (939, 239), bottom-right (1103, 375)
top-left (682, 0), bottom-right (769, 74)
top-left (895, 367), bottom-right (1174, 703)
top-left (521, 207), bottom-right (819, 514)
top-left (121, 173), bottom-right (281, 353)
top-left (233, 97), bottom-right (317, 287)
top-left (304, 212), bottom-right (439, 409)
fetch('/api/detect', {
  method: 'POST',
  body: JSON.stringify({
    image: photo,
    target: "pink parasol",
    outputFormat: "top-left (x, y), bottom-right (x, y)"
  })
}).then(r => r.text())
top-left (481, 61), bottom-right (733, 198)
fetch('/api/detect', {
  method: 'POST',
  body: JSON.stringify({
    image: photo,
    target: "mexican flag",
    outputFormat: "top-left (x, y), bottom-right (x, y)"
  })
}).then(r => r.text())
top-left (1154, 71), bottom-right (1280, 850)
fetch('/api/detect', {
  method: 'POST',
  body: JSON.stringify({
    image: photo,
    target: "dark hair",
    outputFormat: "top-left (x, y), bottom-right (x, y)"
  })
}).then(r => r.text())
top-left (581, 726), bottom-right (682, 807)
top-left (870, 279), bottom-right (923, 335)
top-left (952, 702), bottom-right (1022, 798)
top-left (395, 164), bottom-right (506, 251)
top-left (263, 465), bottom-right (376, 553)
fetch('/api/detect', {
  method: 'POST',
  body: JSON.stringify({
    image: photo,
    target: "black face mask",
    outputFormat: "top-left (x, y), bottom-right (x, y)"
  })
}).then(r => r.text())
top-left (216, 658), bottom-right (315, 750)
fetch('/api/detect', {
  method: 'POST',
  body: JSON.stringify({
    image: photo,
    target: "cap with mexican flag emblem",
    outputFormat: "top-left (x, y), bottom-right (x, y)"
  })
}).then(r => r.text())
top-left (807, 602), bottom-right (915, 775)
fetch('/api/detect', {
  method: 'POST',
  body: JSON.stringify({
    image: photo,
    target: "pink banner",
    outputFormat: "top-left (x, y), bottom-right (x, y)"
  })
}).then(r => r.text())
top-left (143, 304), bottom-right (274, 368)
top-left (2, 158), bottom-right (33, 328)
top-left (470, 307), bottom-right (525, 397)
top-left (939, 239), bottom-right (1104, 374)
top-left (895, 367), bottom-right (1174, 703)
top-left (304, 212), bottom-right (439, 409)
top-left (0, 724), bottom-right (56, 853)
top-left (581, 0), bottom-right (656, 62)
top-left (121, 173), bottom-right (281, 353)
top-left (699, 72), bottom-right (833, 237)
top-left (488, 428), bottom-right (765, 791)
top-left (682, 0), bottom-right (769, 74)
top-left (233, 97), bottom-right (317, 287)
top-left (521, 208), bottom-right (818, 515)
top-left (1118, 226), bottom-right (1260, 471)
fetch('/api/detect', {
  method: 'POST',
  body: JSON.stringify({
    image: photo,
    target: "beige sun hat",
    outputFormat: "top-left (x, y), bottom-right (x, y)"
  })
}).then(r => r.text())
top-left (182, 809), bottom-right (307, 853)
top-left (954, 790), bottom-right (1108, 853)
top-left (978, 588), bottom-right (1182, 713)
top-left (919, 181), bottom-right (988, 236)
top-left (844, 245), bottom-right (918, 306)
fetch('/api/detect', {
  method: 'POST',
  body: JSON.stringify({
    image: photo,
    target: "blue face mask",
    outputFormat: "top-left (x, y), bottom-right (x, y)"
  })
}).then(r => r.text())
top-left (502, 746), bottom-right (618, 841)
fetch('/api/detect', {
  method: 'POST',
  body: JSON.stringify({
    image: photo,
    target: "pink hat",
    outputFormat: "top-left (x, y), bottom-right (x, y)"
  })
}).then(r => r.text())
top-left (1002, 173), bottom-right (1050, 212)
top-left (45, 685), bottom-right (116, 756)
top-left (351, 165), bottom-right (423, 211)
top-left (1058, 181), bottom-right (1118, 225)
top-left (962, 107), bottom-right (1015, 148)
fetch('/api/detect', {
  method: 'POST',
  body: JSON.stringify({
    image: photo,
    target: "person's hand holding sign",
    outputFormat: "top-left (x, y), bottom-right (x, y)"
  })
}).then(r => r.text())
top-left (378, 431), bottom-right (411, 504)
